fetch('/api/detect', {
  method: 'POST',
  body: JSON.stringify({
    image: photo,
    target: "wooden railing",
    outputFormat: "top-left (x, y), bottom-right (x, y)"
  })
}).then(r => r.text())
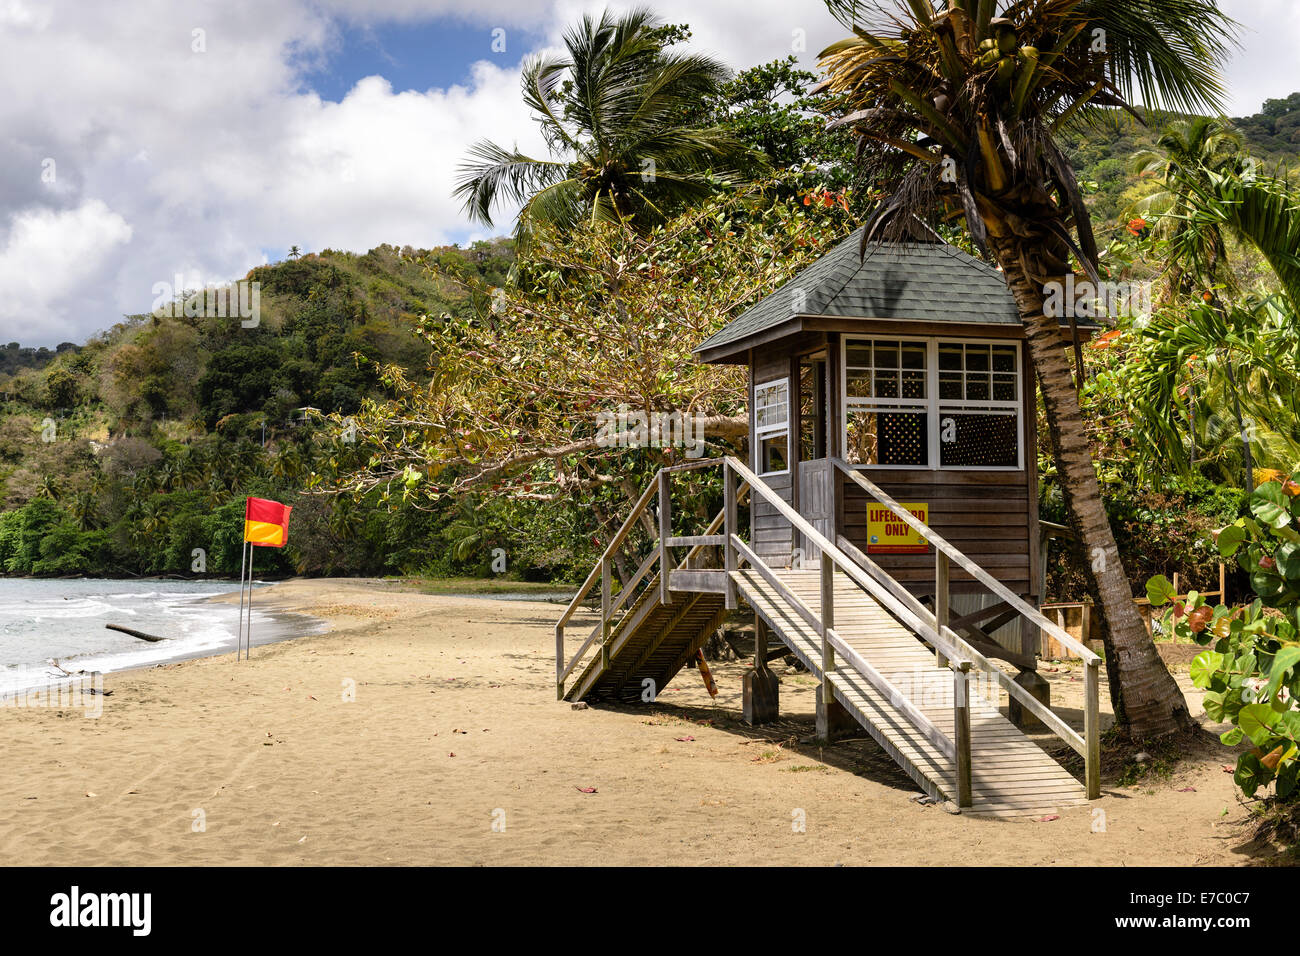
top-left (723, 457), bottom-right (972, 804)
top-left (556, 455), bottom-right (1100, 805)
top-left (553, 458), bottom-right (744, 700)
top-left (832, 459), bottom-right (1101, 800)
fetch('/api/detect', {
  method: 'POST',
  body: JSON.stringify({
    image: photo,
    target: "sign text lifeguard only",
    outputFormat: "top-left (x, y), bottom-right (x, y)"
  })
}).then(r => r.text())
top-left (867, 503), bottom-right (929, 554)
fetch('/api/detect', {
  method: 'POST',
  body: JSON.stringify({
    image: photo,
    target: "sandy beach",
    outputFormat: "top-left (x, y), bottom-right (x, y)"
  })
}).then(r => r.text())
top-left (0, 578), bottom-right (1270, 866)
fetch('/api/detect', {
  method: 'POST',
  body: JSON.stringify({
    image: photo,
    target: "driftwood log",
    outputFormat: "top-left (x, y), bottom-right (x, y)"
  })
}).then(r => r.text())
top-left (105, 623), bottom-right (166, 643)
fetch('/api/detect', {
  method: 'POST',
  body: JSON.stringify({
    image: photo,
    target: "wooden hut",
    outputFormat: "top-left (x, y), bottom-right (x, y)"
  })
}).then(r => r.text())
top-left (555, 226), bottom-right (1106, 813)
top-left (693, 227), bottom-right (1096, 670)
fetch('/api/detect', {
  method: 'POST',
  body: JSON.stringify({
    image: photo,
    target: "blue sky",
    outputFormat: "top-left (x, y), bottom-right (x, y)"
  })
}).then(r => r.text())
top-left (298, 18), bottom-right (546, 102)
top-left (0, 0), bottom-right (1295, 346)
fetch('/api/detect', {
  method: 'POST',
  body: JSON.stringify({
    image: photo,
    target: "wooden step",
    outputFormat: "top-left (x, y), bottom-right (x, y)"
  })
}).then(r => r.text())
top-left (568, 575), bottom-right (726, 704)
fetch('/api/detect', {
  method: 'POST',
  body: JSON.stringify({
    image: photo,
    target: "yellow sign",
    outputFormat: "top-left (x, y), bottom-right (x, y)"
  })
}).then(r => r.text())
top-left (867, 503), bottom-right (929, 554)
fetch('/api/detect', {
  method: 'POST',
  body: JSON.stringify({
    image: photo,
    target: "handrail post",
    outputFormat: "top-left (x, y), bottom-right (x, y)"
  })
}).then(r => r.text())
top-left (935, 550), bottom-right (950, 669)
top-left (600, 556), bottom-right (612, 669)
top-left (555, 624), bottom-right (565, 700)
top-left (1084, 658), bottom-right (1101, 799)
top-left (723, 463), bottom-right (738, 610)
top-left (953, 661), bottom-right (972, 808)
top-left (658, 470), bottom-right (671, 604)
top-left (820, 556), bottom-right (835, 685)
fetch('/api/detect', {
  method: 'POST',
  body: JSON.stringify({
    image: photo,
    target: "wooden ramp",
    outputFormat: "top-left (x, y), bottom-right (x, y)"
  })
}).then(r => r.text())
top-left (737, 568), bottom-right (1089, 817)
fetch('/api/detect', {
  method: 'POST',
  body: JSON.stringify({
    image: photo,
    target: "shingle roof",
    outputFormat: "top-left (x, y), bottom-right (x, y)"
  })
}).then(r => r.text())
top-left (694, 227), bottom-right (1032, 358)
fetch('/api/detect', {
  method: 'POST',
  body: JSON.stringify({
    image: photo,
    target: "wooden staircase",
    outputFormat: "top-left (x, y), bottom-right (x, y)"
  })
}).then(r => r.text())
top-left (555, 456), bottom-right (1102, 818)
top-left (565, 571), bottom-right (727, 703)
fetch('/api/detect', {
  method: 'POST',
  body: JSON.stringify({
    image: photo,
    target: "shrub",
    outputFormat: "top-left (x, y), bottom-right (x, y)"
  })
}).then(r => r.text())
top-left (1150, 475), bottom-right (1300, 799)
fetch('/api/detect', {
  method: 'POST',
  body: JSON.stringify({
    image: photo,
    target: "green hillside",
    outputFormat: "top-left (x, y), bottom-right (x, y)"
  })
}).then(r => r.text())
top-left (0, 241), bottom-right (511, 578)
top-left (1058, 93), bottom-right (1300, 237)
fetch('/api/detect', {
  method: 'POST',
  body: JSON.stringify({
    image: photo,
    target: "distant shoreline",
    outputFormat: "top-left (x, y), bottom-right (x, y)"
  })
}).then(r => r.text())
top-left (0, 579), bottom-right (328, 695)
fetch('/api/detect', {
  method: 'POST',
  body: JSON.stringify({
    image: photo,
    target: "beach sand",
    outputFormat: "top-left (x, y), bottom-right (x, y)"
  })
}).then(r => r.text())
top-left (0, 578), bottom-right (1268, 865)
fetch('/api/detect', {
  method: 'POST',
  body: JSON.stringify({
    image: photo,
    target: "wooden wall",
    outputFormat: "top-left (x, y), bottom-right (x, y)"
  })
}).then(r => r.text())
top-left (744, 330), bottom-right (1039, 600)
top-left (835, 334), bottom-right (1039, 600)
top-left (839, 469), bottom-right (1034, 596)
top-left (749, 342), bottom-right (795, 566)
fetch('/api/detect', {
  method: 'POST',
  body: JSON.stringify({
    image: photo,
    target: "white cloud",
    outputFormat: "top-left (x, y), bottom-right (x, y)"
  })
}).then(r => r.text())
top-left (0, 0), bottom-right (1292, 345)
top-left (0, 200), bottom-right (133, 344)
top-left (0, 0), bottom-right (550, 345)
top-left (1219, 0), bottom-right (1300, 116)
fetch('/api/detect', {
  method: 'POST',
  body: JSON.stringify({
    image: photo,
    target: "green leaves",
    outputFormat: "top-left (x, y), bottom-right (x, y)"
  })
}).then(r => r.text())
top-left (1170, 484), bottom-right (1300, 801)
top-left (1251, 482), bottom-right (1294, 530)
top-left (1202, 690), bottom-right (1227, 722)
top-left (1189, 650), bottom-right (1223, 689)
top-left (1266, 646), bottom-right (1300, 702)
top-left (1238, 703), bottom-right (1280, 747)
top-left (1215, 523), bottom-right (1246, 557)
top-left (1146, 574), bottom-right (1177, 607)
top-left (1234, 751), bottom-right (1263, 797)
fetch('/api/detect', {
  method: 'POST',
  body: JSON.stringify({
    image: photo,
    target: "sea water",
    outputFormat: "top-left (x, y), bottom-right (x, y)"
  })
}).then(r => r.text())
top-left (0, 578), bottom-right (322, 694)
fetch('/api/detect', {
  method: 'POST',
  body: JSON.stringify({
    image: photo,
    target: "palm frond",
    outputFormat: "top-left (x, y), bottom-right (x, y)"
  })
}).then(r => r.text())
top-left (1075, 0), bottom-right (1238, 117)
top-left (453, 142), bottom-right (570, 226)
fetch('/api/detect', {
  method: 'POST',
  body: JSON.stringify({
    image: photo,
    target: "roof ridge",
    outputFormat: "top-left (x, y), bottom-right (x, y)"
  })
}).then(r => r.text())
top-left (811, 225), bottom-right (870, 316)
top-left (930, 241), bottom-right (1006, 281)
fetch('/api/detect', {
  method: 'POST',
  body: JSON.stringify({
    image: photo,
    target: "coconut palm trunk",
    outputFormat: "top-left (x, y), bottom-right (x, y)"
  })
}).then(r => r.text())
top-left (990, 228), bottom-right (1191, 733)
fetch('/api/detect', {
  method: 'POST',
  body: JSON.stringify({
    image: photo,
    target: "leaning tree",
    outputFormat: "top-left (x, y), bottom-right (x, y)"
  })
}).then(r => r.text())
top-left (818, 0), bottom-right (1238, 738)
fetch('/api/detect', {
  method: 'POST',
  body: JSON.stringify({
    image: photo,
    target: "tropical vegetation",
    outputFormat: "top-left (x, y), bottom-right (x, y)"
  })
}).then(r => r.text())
top-left (5, 2), bottom-right (1300, 761)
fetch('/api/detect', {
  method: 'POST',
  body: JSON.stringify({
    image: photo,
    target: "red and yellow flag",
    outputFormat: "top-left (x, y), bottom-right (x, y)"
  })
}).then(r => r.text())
top-left (244, 497), bottom-right (292, 548)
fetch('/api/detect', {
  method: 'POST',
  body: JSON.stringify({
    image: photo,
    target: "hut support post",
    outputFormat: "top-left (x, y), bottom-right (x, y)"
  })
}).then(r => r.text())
top-left (1084, 658), bottom-right (1101, 799)
top-left (723, 463), bottom-right (738, 610)
top-left (555, 622), bottom-right (565, 700)
top-left (744, 615), bottom-right (779, 726)
top-left (953, 661), bottom-right (973, 808)
top-left (815, 557), bottom-right (851, 741)
top-left (600, 556), bottom-right (612, 669)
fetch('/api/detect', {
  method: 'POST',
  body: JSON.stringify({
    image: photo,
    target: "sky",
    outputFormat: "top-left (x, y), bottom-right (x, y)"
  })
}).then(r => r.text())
top-left (0, 0), bottom-right (1295, 346)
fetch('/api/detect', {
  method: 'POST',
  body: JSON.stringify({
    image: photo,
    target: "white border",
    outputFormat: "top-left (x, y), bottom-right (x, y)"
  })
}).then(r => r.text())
top-left (754, 377), bottom-right (791, 476)
top-left (841, 334), bottom-right (1025, 472)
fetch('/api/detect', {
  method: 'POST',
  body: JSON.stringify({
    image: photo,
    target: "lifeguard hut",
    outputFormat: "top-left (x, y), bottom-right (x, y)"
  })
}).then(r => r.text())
top-left (555, 228), bottom-right (1104, 815)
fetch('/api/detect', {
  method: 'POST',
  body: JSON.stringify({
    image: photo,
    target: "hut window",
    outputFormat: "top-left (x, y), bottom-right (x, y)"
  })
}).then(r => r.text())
top-left (843, 338), bottom-right (929, 467)
top-left (936, 341), bottom-right (1021, 468)
top-left (754, 378), bottom-right (790, 475)
top-left (843, 336), bottom-right (1022, 470)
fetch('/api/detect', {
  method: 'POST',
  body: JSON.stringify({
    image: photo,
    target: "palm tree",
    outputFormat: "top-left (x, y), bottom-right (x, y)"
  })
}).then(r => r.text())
top-left (271, 443), bottom-right (304, 482)
top-left (35, 474), bottom-right (61, 501)
top-left (176, 451), bottom-right (203, 491)
top-left (818, 0), bottom-right (1237, 739)
top-left (1117, 293), bottom-right (1300, 481)
top-left (1160, 168), bottom-right (1300, 490)
top-left (1171, 169), bottom-right (1300, 314)
top-left (288, 246), bottom-right (302, 260)
top-left (1128, 116), bottom-right (1245, 301)
top-left (455, 8), bottom-right (763, 241)
top-left (70, 490), bottom-right (99, 531)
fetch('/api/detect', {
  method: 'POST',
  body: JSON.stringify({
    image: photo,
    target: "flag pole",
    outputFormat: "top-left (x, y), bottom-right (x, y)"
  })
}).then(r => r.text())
top-left (237, 538), bottom-right (248, 661)
top-left (246, 544), bottom-right (255, 659)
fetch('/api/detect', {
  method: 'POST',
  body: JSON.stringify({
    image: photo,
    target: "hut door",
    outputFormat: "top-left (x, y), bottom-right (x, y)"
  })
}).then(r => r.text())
top-left (796, 354), bottom-right (833, 567)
